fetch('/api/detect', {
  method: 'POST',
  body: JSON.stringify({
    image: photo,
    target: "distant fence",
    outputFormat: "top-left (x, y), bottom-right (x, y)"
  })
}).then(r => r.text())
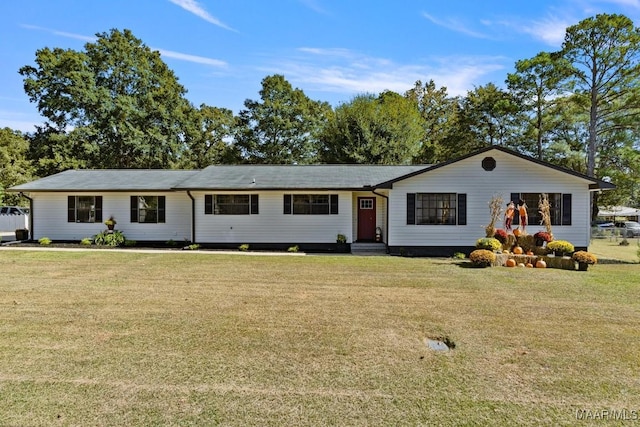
top-left (0, 214), bottom-right (29, 232)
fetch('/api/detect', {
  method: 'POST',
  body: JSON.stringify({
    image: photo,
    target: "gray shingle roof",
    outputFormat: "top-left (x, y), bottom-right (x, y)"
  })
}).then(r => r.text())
top-left (173, 165), bottom-right (430, 190)
top-left (9, 165), bottom-right (431, 192)
top-left (10, 170), bottom-right (200, 192)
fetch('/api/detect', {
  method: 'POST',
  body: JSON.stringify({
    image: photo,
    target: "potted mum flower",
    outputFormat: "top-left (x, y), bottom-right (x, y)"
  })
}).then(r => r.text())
top-left (546, 240), bottom-right (574, 257)
top-left (572, 251), bottom-right (597, 271)
top-left (104, 216), bottom-right (117, 231)
top-left (470, 249), bottom-right (496, 268)
top-left (533, 231), bottom-right (552, 247)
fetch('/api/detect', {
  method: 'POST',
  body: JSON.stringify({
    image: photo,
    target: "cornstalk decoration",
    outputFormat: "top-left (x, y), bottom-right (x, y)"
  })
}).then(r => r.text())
top-left (539, 193), bottom-right (553, 237)
top-left (485, 195), bottom-right (504, 237)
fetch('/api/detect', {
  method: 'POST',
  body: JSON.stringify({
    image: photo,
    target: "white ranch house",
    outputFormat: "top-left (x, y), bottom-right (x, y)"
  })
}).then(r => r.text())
top-left (10, 147), bottom-right (613, 255)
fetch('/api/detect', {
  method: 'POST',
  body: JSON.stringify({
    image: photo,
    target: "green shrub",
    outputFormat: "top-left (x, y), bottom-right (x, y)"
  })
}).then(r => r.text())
top-left (547, 240), bottom-right (574, 254)
top-left (475, 237), bottom-right (501, 252)
top-left (452, 252), bottom-right (466, 260)
top-left (287, 245), bottom-right (299, 253)
top-left (469, 249), bottom-right (496, 267)
top-left (166, 239), bottom-right (176, 246)
top-left (188, 244), bottom-right (200, 250)
top-left (94, 230), bottom-right (126, 247)
top-left (238, 244), bottom-right (250, 252)
top-left (80, 238), bottom-right (92, 246)
top-left (336, 234), bottom-right (347, 244)
top-left (38, 237), bottom-right (52, 246)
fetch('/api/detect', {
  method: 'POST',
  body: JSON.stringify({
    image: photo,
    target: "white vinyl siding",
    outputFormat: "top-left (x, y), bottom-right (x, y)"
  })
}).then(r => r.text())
top-left (29, 192), bottom-right (191, 241)
top-left (194, 191), bottom-right (353, 243)
top-left (388, 150), bottom-right (592, 248)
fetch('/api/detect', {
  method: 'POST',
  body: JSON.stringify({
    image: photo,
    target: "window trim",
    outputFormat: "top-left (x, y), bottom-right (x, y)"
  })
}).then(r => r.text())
top-left (407, 192), bottom-right (466, 226)
top-left (204, 194), bottom-right (259, 215)
top-left (130, 195), bottom-right (166, 224)
top-left (67, 195), bottom-right (102, 223)
top-left (283, 194), bottom-right (339, 215)
top-left (511, 192), bottom-right (571, 226)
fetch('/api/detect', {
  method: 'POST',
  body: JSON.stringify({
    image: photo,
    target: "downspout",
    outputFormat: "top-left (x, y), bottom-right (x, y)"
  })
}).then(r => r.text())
top-left (19, 192), bottom-right (34, 240)
top-left (187, 191), bottom-right (195, 243)
top-left (371, 189), bottom-right (389, 248)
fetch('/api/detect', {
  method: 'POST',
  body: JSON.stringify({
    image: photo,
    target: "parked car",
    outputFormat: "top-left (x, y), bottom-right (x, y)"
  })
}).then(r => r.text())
top-left (0, 206), bottom-right (29, 215)
top-left (615, 221), bottom-right (640, 237)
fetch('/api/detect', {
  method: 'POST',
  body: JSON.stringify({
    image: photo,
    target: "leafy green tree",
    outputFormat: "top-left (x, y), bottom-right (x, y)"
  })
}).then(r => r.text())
top-left (405, 80), bottom-right (458, 163)
top-left (0, 128), bottom-right (33, 205)
top-left (458, 83), bottom-right (523, 152)
top-left (20, 29), bottom-right (192, 170)
top-left (320, 91), bottom-right (424, 164)
top-left (180, 104), bottom-right (240, 168)
top-left (507, 52), bottom-right (574, 160)
top-left (235, 75), bottom-right (331, 164)
top-left (562, 13), bottom-right (640, 178)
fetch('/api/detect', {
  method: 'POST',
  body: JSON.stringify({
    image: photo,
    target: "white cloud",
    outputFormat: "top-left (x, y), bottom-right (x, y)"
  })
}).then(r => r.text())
top-left (158, 49), bottom-right (228, 67)
top-left (298, 0), bottom-right (328, 14)
top-left (519, 15), bottom-right (571, 46)
top-left (22, 25), bottom-right (227, 68)
top-left (168, 0), bottom-right (236, 31)
top-left (262, 48), bottom-right (506, 99)
top-left (21, 24), bottom-right (95, 42)
top-left (422, 12), bottom-right (493, 39)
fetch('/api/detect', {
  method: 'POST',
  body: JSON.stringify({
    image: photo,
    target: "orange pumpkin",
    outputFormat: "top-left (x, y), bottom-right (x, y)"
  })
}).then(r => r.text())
top-left (526, 251), bottom-right (534, 256)
top-left (503, 250), bottom-right (510, 254)
top-left (513, 246), bottom-right (523, 255)
top-left (513, 229), bottom-right (522, 237)
top-left (526, 263), bottom-right (533, 268)
top-left (506, 258), bottom-right (516, 267)
top-left (535, 260), bottom-right (547, 268)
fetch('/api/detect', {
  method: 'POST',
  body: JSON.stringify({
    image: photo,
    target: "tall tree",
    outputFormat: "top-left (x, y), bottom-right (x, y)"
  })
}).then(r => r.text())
top-left (507, 52), bottom-right (574, 160)
top-left (235, 75), bottom-right (331, 164)
top-left (405, 80), bottom-right (458, 163)
top-left (20, 29), bottom-right (192, 170)
top-left (561, 13), bottom-right (640, 178)
top-left (319, 91), bottom-right (424, 164)
top-left (0, 128), bottom-right (33, 205)
top-left (458, 83), bottom-right (523, 151)
top-left (180, 104), bottom-right (240, 168)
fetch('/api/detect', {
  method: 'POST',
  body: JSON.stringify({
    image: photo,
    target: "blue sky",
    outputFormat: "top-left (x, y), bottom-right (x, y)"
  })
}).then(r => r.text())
top-left (2, 0), bottom-right (639, 133)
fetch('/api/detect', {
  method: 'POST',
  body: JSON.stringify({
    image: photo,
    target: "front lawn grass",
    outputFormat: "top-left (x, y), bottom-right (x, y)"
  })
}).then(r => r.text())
top-left (590, 236), bottom-right (639, 263)
top-left (1, 250), bottom-right (639, 426)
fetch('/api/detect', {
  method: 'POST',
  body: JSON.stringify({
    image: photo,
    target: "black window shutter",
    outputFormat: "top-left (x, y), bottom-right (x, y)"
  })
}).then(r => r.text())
top-left (457, 194), bottom-right (467, 225)
top-left (130, 196), bottom-right (138, 223)
top-left (158, 196), bottom-right (166, 223)
top-left (284, 194), bottom-right (291, 214)
top-left (562, 194), bottom-right (572, 225)
top-left (67, 196), bottom-right (75, 222)
top-left (510, 192), bottom-right (520, 225)
top-left (95, 196), bottom-right (103, 223)
top-left (330, 194), bottom-right (338, 215)
top-left (205, 195), bottom-right (213, 215)
top-left (251, 195), bottom-right (259, 215)
top-left (406, 193), bottom-right (416, 225)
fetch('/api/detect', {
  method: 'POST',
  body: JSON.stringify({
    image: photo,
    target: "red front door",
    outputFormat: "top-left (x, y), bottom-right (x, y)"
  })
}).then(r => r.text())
top-left (357, 197), bottom-right (376, 241)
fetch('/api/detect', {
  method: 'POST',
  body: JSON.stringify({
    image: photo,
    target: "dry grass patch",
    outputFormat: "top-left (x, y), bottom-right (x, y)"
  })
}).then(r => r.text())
top-left (1, 250), bottom-right (639, 426)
